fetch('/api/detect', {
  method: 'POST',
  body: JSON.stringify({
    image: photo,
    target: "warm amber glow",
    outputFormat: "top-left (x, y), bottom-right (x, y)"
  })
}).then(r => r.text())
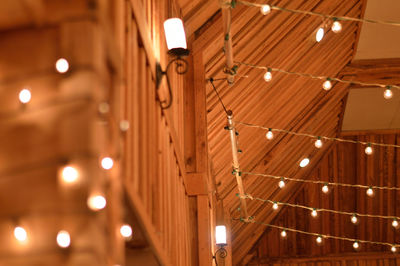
top-left (56, 58), bottom-right (69, 73)
top-left (365, 145), bottom-right (373, 155)
top-left (299, 158), bottom-right (310, 168)
top-left (315, 138), bottom-right (323, 148)
top-left (316, 27), bottom-right (324, 42)
top-left (19, 88), bottom-right (31, 104)
top-left (120, 224), bottom-right (133, 239)
top-left (311, 209), bottom-right (318, 218)
top-left (163, 18), bottom-right (187, 50)
top-left (353, 241), bottom-right (360, 250)
top-left (61, 166), bottom-right (79, 183)
top-left (14, 226), bottom-right (27, 242)
top-left (316, 236), bottom-right (323, 244)
top-left (366, 187), bottom-right (374, 197)
top-left (263, 71), bottom-right (272, 82)
top-left (278, 179), bottom-right (285, 189)
top-left (384, 88), bottom-right (393, 99)
top-left (272, 202), bottom-right (279, 210)
top-left (57, 230), bottom-right (71, 248)
top-left (323, 80), bottom-right (332, 91)
top-left (331, 21), bottom-right (342, 33)
top-left (87, 195), bottom-right (107, 211)
top-left (266, 129), bottom-right (274, 140)
top-left (351, 214), bottom-right (358, 224)
top-left (101, 157), bottom-right (114, 170)
top-left (322, 184), bottom-right (329, 194)
top-left (260, 5), bottom-right (271, 15)
top-left (392, 219), bottom-right (399, 228)
top-left (280, 230), bottom-right (287, 238)
top-left (392, 246), bottom-right (397, 253)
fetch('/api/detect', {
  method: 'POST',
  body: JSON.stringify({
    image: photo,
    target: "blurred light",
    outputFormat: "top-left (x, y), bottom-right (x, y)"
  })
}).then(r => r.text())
top-left (14, 226), bottom-right (27, 242)
top-left (120, 224), bottom-right (133, 239)
top-left (260, 5), bottom-right (271, 15)
top-left (57, 230), bottom-right (71, 248)
top-left (163, 18), bottom-right (187, 50)
top-left (87, 195), bottom-right (107, 211)
top-left (215, 225), bottom-right (227, 245)
top-left (280, 230), bottom-right (287, 238)
top-left (300, 158), bottom-right (310, 168)
top-left (61, 166), bottom-right (79, 184)
top-left (19, 89), bottom-right (31, 104)
top-left (101, 157), bottom-right (114, 170)
top-left (56, 58), bottom-right (69, 73)
top-left (353, 241), bottom-right (360, 250)
top-left (316, 27), bottom-right (324, 42)
top-left (272, 202), bottom-right (279, 210)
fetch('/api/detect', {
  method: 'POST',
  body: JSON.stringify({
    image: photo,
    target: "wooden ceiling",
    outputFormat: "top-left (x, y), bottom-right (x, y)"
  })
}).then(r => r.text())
top-left (177, 0), bottom-right (374, 264)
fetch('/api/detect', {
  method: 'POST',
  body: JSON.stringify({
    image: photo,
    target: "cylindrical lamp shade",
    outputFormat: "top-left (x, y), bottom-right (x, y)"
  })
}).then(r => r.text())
top-left (163, 18), bottom-right (187, 50)
top-left (215, 225), bottom-right (227, 245)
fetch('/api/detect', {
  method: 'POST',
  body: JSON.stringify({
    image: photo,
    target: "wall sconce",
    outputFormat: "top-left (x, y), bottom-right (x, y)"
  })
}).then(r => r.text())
top-left (213, 225), bottom-right (227, 265)
top-left (156, 18), bottom-right (190, 109)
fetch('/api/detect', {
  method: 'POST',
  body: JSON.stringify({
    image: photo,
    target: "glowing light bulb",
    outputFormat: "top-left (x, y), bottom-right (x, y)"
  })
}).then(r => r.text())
top-left (392, 245), bottom-right (397, 253)
top-left (351, 214), bottom-right (358, 224)
top-left (14, 226), bottom-right (27, 242)
top-left (353, 241), bottom-right (360, 250)
top-left (311, 209), bottom-right (318, 218)
top-left (280, 230), bottom-right (287, 238)
top-left (266, 129), bottom-right (274, 140)
top-left (278, 179), bottom-right (285, 189)
top-left (331, 21), bottom-right (342, 33)
top-left (299, 158), bottom-right (310, 168)
top-left (19, 89), bottom-right (31, 104)
top-left (57, 230), bottom-right (71, 248)
top-left (101, 157), bottom-right (114, 170)
top-left (61, 166), bottom-right (79, 183)
top-left (272, 202), bottom-right (279, 210)
top-left (260, 5), bottom-right (271, 15)
top-left (384, 87), bottom-right (393, 99)
top-left (323, 80), bottom-right (332, 91)
top-left (316, 236), bottom-right (323, 244)
top-left (392, 219), bottom-right (399, 228)
top-left (120, 224), bottom-right (133, 239)
top-left (263, 69), bottom-right (272, 82)
top-left (316, 27), bottom-right (324, 42)
top-left (315, 137), bottom-right (323, 148)
top-left (56, 58), bottom-right (69, 73)
top-left (366, 187), bottom-right (374, 197)
top-left (365, 144), bottom-right (373, 155)
top-left (87, 195), bottom-right (107, 211)
top-left (322, 184), bottom-right (329, 194)
top-left (120, 120), bottom-right (130, 132)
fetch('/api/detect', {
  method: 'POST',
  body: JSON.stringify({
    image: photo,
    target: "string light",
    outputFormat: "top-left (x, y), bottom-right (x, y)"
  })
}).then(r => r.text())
top-left (120, 224), bottom-right (133, 239)
top-left (266, 128), bottom-right (274, 140)
top-left (237, 218), bottom-right (398, 250)
top-left (278, 178), bottom-right (285, 189)
top-left (14, 226), bottom-right (28, 242)
top-left (366, 187), bottom-right (374, 197)
top-left (311, 208), bottom-right (318, 218)
top-left (272, 202), bottom-right (279, 210)
top-left (260, 5), bottom-right (271, 15)
top-left (263, 69), bottom-right (272, 82)
top-left (280, 230), bottom-right (287, 238)
top-left (87, 194), bottom-right (107, 211)
top-left (365, 144), bottom-right (373, 155)
top-left (61, 166), bottom-right (79, 184)
top-left (315, 27), bottom-right (324, 42)
top-left (19, 88), bottom-right (31, 104)
top-left (321, 184), bottom-right (329, 193)
top-left (322, 79), bottom-right (332, 91)
top-left (234, 62), bottom-right (400, 92)
top-left (235, 121), bottom-right (400, 149)
top-left (299, 158), bottom-right (310, 168)
top-left (316, 235), bottom-right (323, 245)
top-left (55, 58), bottom-right (69, 73)
top-left (384, 86), bottom-right (393, 99)
top-left (392, 246), bottom-right (397, 253)
top-left (57, 230), bottom-right (71, 248)
top-left (101, 157), bottom-right (114, 170)
top-left (392, 219), bottom-right (399, 228)
top-left (314, 137), bottom-right (323, 148)
top-left (351, 214), bottom-right (358, 224)
top-left (331, 20), bottom-right (342, 33)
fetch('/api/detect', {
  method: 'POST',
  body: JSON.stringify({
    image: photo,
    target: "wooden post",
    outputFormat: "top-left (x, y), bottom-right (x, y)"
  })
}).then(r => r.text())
top-left (226, 110), bottom-right (249, 220)
top-left (221, 0), bottom-right (235, 84)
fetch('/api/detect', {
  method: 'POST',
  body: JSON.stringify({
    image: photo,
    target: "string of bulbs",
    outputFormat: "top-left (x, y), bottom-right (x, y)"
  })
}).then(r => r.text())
top-left (235, 217), bottom-right (399, 252)
top-left (234, 61), bottom-right (398, 99)
top-left (238, 193), bottom-right (400, 226)
top-left (235, 120), bottom-right (400, 152)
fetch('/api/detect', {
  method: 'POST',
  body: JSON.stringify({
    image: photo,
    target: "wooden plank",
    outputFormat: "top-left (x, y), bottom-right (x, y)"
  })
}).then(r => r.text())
top-left (197, 195), bottom-right (212, 266)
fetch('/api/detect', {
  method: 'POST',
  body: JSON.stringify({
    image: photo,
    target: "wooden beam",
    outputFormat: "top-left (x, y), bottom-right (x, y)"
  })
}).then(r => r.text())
top-left (221, 1), bottom-right (234, 84)
top-left (341, 128), bottom-right (400, 136)
top-left (197, 195), bottom-right (212, 266)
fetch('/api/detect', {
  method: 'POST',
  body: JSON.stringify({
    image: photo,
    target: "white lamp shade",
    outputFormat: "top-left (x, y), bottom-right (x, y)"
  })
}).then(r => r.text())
top-left (215, 225), bottom-right (227, 245)
top-left (163, 18), bottom-right (187, 50)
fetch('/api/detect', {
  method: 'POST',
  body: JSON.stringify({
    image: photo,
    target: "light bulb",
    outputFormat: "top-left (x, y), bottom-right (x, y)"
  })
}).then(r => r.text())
top-left (272, 202), bottom-right (279, 210)
top-left (57, 230), bottom-right (71, 248)
top-left (19, 88), bottom-right (31, 104)
top-left (299, 158), bottom-right (310, 168)
top-left (392, 245), bottom-right (397, 253)
top-left (353, 241), bottom-right (360, 250)
top-left (316, 27), bottom-right (324, 42)
top-left (392, 219), bottom-right (399, 228)
top-left (14, 226), bottom-right (27, 242)
top-left (384, 87), bottom-right (393, 99)
top-left (278, 179), bottom-right (285, 188)
top-left (120, 120), bottom-right (130, 132)
top-left (365, 145), bottom-right (373, 155)
top-left (351, 214), bottom-right (358, 224)
top-left (260, 5), bottom-right (271, 15)
top-left (280, 230), bottom-right (287, 238)
top-left (316, 236), bottom-right (323, 244)
top-left (101, 157), bottom-right (114, 170)
top-left (61, 166), bottom-right (79, 183)
top-left (322, 184), bottom-right (329, 194)
top-left (311, 209), bottom-right (318, 218)
top-left (120, 224), bottom-right (133, 239)
top-left (366, 187), bottom-right (374, 197)
top-left (266, 129), bottom-right (274, 140)
top-left (315, 138), bottom-right (323, 148)
top-left (263, 70), bottom-right (272, 82)
top-left (215, 225), bottom-right (227, 245)
top-left (87, 195), bottom-right (107, 211)
top-left (323, 80), bottom-right (332, 91)
top-left (56, 58), bottom-right (69, 73)
top-left (331, 21), bottom-right (342, 33)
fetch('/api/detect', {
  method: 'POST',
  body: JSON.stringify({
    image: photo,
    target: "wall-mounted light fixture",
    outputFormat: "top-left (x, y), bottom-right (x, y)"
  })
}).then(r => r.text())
top-left (156, 18), bottom-right (190, 109)
top-left (213, 225), bottom-right (227, 265)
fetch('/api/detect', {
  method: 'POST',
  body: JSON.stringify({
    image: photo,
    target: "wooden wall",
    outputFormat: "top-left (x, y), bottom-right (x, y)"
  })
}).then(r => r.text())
top-left (247, 133), bottom-right (400, 265)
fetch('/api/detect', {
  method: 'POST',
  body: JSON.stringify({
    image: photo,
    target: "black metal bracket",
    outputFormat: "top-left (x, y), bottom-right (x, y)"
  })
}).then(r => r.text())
top-left (212, 245), bottom-right (227, 266)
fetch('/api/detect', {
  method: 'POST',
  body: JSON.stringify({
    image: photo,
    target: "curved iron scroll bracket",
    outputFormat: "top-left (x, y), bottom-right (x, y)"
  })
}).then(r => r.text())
top-left (212, 245), bottom-right (227, 266)
top-left (156, 49), bottom-right (189, 109)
